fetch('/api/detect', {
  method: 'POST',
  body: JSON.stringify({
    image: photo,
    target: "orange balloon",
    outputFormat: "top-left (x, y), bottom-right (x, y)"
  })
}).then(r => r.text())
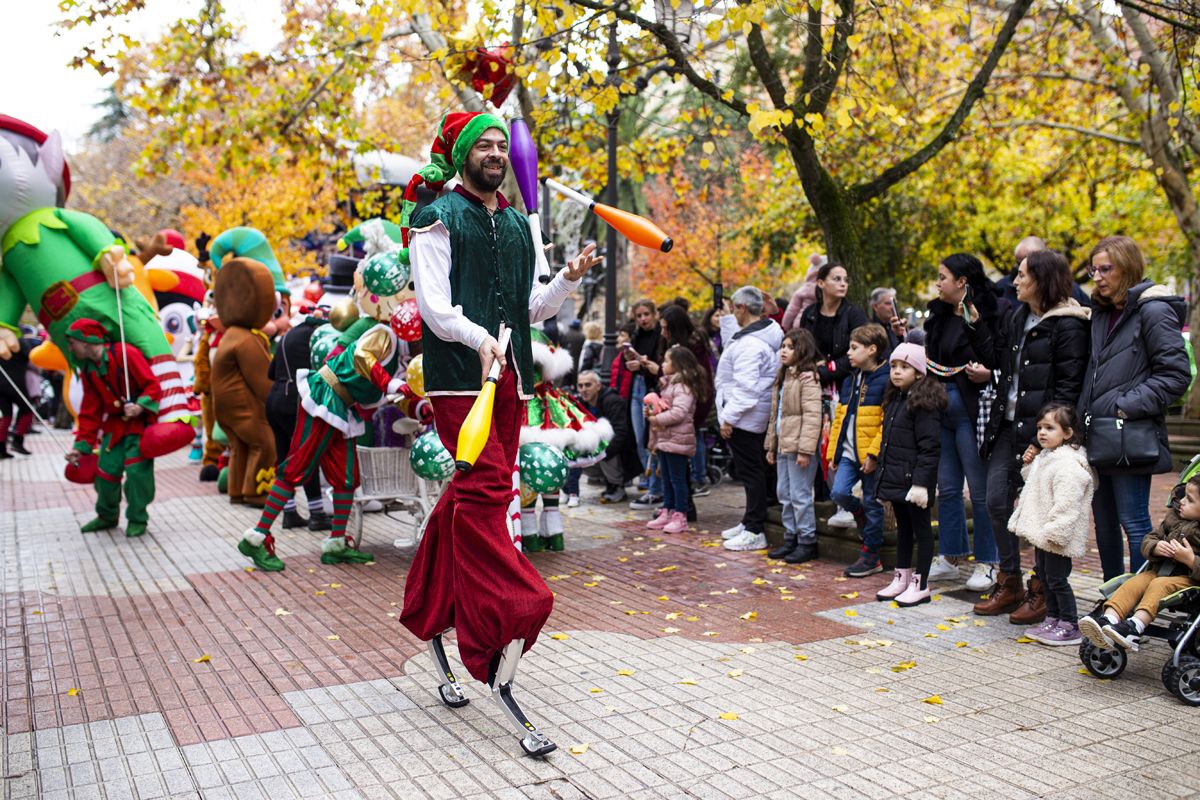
top-left (592, 203), bottom-right (673, 252)
top-left (30, 341), bottom-right (68, 372)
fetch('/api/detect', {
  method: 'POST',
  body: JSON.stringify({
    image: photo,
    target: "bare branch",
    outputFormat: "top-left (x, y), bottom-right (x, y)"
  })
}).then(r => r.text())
top-left (848, 0), bottom-right (1034, 205)
top-left (994, 119), bottom-right (1140, 146)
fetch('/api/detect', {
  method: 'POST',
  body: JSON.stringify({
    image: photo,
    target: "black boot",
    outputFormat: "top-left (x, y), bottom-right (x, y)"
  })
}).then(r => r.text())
top-left (281, 509), bottom-right (306, 529)
top-left (199, 464), bottom-right (220, 482)
top-left (0, 441), bottom-right (10, 460)
top-left (768, 532), bottom-right (798, 560)
top-left (784, 540), bottom-right (819, 564)
top-left (9, 435), bottom-right (31, 456)
top-left (308, 510), bottom-right (332, 531)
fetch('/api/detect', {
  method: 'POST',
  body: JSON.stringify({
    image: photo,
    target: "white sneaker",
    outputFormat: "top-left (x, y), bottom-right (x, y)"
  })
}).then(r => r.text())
top-left (964, 563), bottom-right (997, 591)
top-left (827, 509), bottom-right (857, 528)
top-left (724, 530), bottom-right (768, 551)
top-left (926, 555), bottom-right (959, 582)
top-left (566, 494), bottom-right (580, 508)
top-left (721, 522), bottom-right (746, 540)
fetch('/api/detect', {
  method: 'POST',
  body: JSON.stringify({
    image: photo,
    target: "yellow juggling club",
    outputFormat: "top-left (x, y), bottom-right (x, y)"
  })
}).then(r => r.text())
top-left (455, 325), bottom-right (512, 473)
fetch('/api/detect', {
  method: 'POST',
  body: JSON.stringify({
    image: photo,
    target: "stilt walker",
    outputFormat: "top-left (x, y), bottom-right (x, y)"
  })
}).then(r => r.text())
top-left (63, 318), bottom-right (162, 537)
top-left (236, 226), bottom-right (412, 571)
top-left (396, 112), bottom-right (601, 757)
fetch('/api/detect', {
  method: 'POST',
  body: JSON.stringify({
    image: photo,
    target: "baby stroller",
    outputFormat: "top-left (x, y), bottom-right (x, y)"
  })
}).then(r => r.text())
top-left (1078, 456), bottom-right (1200, 706)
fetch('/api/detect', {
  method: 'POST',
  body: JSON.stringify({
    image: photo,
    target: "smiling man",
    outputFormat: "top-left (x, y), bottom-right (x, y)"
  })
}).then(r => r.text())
top-left (395, 112), bottom-right (600, 758)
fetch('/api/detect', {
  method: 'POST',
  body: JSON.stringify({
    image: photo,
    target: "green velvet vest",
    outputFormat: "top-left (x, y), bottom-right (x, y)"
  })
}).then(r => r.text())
top-left (412, 190), bottom-right (536, 395)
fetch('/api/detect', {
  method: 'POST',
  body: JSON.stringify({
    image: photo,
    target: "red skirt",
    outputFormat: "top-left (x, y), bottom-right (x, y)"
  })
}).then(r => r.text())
top-left (399, 369), bottom-right (554, 682)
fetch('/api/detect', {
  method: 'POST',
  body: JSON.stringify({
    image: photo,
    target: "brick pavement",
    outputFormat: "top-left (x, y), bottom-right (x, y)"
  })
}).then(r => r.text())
top-left (3, 429), bottom-right (1198, 799)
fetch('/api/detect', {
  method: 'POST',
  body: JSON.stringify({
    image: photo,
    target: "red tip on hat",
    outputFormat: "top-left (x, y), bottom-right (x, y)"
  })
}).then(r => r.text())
top-left (159, 229), bottom-right (186, 251)
top-left (0, 114), bottom-right (71, 200)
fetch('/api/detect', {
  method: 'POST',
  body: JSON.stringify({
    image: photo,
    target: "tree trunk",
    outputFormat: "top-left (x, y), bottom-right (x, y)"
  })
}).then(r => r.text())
top-left (786, 133), bottom-right (865, 275)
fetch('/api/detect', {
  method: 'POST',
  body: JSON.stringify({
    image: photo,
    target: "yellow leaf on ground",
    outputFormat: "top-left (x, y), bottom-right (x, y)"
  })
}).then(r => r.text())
top-left (243, 567), bottom-right (255, 573)
top-left (727, 669), bottom-right (744, 678)
top-left (875, 687), bottom-right (889, 693)
top-left (891, 661), bottom-right (917, 672)
top-left (924, 715), bottom-right (939, 723)
top-left (589, 688), bottom-right (604, 694)
top-left (665, 612), bottom-right (682, 620)
top-left (192, 654), bottom-right (211, 663)
top-left (686, 616), bottom-right (700, 622)
top-left (740, 647), bottom-right (756, 654)
top-left (718, 712), bottom-right (739, 721)
top-left (329, 583), bottom-right (342, 589)
top-left (678, 679), bottom-right (698, 685)
top-left (584, 582), bottom-right (598, 587)
top-left (1015, 636), bottom-right (1035, 643)
top-left (739, 611), bottom-right (758, 621)
top-left (955, 641), bottom-right (969, 648)
top-left (617, 556), bottom-right (629, 562)
top-left (314, 591), bottom-right (326, 596)
top-left (889, 601), bottom-right (900, 609)
top-left (922, 695), bottom-right (944, 705)
top-left (845, 609), bottom-right (859, 618)
top-left (656, 565), bottom-right (677, 573)
top-left (832, 704), bottom-right (849, 712)
top-left (67, 687), bottom-right (80, 696)
top-left (752, 578), bottom-right (769, 585)
top-left (703, 631), bottom-right (719, 637)
top-left (794, 654), bottom-right (808, 661)
top-left (840, 592), bottom-right (859, 599)
top-left (663, 627), bottom-right (681, 633)
top-left (924, 633), bottom-right (938, 638)
top-left (657, 595), bottom-right (670, 601)
top-left (569, 743), bottom-right (590, 755)
top-left (624, 610), bottom-right (638, 616)
top-left (935, 623), bottom-right (951, 631)
top-left (326, 635), bottom-right (340, 641)
top-left (616, 668), bottom-right (635, 676)
top-left (973, 619), bottom-right (987, 627)
top-left (550, 633), bottom-right (569, 640)
top-left (274, 608), bottom-right (291, 616)
top-left (726, 588), bottom-right (739, 594)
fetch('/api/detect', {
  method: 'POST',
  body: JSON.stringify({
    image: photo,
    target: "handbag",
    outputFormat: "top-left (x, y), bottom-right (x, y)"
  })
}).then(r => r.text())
top-left (1085, 415), bottom-right (1160, 469)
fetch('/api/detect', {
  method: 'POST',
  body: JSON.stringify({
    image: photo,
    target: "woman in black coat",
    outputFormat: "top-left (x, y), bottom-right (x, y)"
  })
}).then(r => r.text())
top-left (969, 249), bottom-right (1090, 616)
top-left (1079, 236), bottom-right (1191, 580)
top-left (922, 254), bottom-right (1003, 588)
top-left (799, 263), bottom-right (869, 395)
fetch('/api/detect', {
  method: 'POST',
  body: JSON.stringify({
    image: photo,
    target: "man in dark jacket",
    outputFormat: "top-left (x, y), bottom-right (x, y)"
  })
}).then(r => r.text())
top-left (265, 313), bottom-right (331, 530)
top-left (868, 287), bottom-right (902, 356)
top-left (576, 370), bottom-right (639, 502)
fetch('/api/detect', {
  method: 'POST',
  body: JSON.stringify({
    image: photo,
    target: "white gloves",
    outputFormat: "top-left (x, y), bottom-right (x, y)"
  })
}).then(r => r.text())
top-left (905, 486), bottom-right (929, 509)
top-left (386, 377), bottom-right (405, 395)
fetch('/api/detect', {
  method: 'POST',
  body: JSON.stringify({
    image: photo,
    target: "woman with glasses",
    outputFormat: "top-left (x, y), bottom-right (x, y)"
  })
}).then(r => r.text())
top-left (922, 254), bottom-right (1004, 592)
top-left (1078, 236), bottom-right (1190, 581)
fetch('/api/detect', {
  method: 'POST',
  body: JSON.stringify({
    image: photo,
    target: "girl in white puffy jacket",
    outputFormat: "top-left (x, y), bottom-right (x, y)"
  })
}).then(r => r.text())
top-left (1006, 403), bottom-right (1096, 646)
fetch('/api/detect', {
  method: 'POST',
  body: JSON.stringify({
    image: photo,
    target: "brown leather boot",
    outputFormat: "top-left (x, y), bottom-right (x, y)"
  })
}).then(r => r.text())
top-left (1008, 576), bottom-right (1047, 625)
top-left (972, 572), bottom-right (1024, 616)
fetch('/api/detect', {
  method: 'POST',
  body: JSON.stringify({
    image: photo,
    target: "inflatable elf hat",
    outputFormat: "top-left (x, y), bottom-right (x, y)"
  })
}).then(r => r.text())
top-left (66, 318), bottom-right (109, 344)
top-left (354, 251), bottom-right (410, 322)
top-left (209, 227), bottom-right (290, 296)
top-left (396, 111), bottom-right (509, 265)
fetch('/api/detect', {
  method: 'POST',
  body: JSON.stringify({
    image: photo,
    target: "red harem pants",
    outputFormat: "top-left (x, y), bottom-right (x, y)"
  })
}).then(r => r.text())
top-left (400, 368), bottom-right (554, 682)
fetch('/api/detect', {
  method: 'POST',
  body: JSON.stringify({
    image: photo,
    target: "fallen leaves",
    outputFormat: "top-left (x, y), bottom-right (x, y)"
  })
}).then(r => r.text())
top-left (615, 668), bottom-right (635, 677)
top-left (588, 687), bottom-right (604, 694)
top-left (1015, 636), bottom-right (1035, 644)
top-left (273, 608), bottom-right (292, 617)
top-left (921, 695), bottom-right (944, 705)
top-left (192, 654), bottom-right (212, 663)
top-left (739, 611), bottom-right (758, 621)
top-left (891, 660), bottom-right (917, 673)
top-left (549, 633), bottom-right (570, 640)
top-left (326, 635), bottom-right (340, 641)
top-left (718, 711), bottom-right (739, 721)
top-left (727, 669), bottom-right (744, 678)
top-left (845, 609), bottom-right (859, 618)
top-left (677, 679), bottom-right (698, 686)
top-left (67, 687), bottom-right (80, 697)
top-left (569, 743), bottom-right (590, 755)
top-left (794, 654), bottom-right (808, 661)
top-left (656, 565), bottom-right (678, 573)
top-left (840, 592), bottom-right (859, 599)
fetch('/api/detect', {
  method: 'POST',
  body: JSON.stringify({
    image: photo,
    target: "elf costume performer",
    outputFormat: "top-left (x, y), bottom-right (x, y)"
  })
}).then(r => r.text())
top-left (0, 116), bottom-right (195, 457)
top-left (236, 239), bottom-right (411, 571)
top-left (519, 326), bottom-right (613, 553)
top-left (396, 111), bottom-right (600, 757)
top-left (64, 318), bottom-right (162, 537)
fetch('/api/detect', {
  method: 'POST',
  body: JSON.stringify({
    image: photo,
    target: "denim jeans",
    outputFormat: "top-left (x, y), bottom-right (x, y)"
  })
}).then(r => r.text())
top-left (1093, 472), bottom-right (1152, 581)
top-left (630, 375), bottom-right (649, 471)
top-left (777, 452), bottom-right (819, 543)
top-left (647, 452), bottom-right (662, 497)
top-left (691, 426), bottom-right (708, 484)
top-left (829, 454), bottom-right (885, 551)
top-left (659, 451), bottom-right (691, 513)
top-left (984, 423), bottom-right (1024, 575)
top-left (564, 467), bottom-right (581, 496)
top-left (936, 384), bottom-right (997, 563)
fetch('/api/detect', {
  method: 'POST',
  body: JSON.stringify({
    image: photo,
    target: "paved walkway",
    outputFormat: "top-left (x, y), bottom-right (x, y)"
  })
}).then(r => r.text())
top-left (2, 431), bottom-right (1196, 800)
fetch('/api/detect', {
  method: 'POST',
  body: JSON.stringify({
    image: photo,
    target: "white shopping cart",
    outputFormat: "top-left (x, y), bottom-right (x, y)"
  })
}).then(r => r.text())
top-left (351, 445), bottom-right (442, 548)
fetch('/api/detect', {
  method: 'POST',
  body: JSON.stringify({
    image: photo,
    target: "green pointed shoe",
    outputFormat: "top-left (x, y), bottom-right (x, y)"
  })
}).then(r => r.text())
top-left (546, 533), bottom-right (565, 552)
top-left (125, 522), bottom-right (147, 538)
top-left (237, 536), bottom-right (285, 571)
top-left (523, 534), bottom-right (545, 553)
top-left (319, 538), bottom-right (375, 565)
top-left (81, 517), bottom-right (118, 533)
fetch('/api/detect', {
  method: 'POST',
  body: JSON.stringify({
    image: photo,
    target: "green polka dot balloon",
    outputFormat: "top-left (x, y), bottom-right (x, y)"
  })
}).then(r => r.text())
top-left (309, 325), bottom-right (339, 370)
top-left (410, 431), bottom-right (455, 481)
top-left (518, 442), bottom-right (569, 495)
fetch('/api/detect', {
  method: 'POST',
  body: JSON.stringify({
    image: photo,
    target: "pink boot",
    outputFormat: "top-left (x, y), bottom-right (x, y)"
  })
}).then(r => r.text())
top-left (895, 573), bottom-right (931, 607)
top-left (663, 511), bottom-right (690, 534)
top-left (646, 509), bottom-right (671, 530)
top-left (875, 568), bottom-right (913, 601)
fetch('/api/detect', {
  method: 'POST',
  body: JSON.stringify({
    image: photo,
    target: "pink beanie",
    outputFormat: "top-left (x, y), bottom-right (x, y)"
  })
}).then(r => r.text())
top-left (890, 342), bottom-right (927, 376)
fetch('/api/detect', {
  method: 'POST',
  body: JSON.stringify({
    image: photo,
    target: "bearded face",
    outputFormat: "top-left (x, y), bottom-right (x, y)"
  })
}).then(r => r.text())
top-left (463, 131), bottom-right (509, 193)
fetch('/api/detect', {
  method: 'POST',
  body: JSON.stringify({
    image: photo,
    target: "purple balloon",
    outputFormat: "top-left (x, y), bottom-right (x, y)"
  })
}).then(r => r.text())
top-left (508, 117), bottom-right (538, 213)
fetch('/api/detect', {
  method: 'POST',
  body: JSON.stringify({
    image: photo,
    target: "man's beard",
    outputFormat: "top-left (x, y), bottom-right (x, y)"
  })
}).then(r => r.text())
top-left (465, 156), bottom-right (507, 193)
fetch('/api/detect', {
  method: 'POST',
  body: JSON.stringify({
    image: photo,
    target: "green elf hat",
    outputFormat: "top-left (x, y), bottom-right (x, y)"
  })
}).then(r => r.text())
top-left (396, 111), bottom-right (508, 265)
top-left (209, 227), bottom-right (290, 296)
top-left (66, 318), bottom-right (109, 344)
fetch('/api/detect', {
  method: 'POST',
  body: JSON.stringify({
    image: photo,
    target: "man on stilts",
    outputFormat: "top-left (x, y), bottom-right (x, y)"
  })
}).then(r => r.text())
top-left (397, 111), bottom-right (599, 757)
top-left (64, 318), bottom-right (161, 537)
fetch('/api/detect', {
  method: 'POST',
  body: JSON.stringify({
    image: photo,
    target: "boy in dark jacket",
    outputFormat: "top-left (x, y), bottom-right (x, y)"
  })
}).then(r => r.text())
top-left (826, 324), bottom-right (892, 577)
top-left (1080, 474), bottom-right (1200, 651)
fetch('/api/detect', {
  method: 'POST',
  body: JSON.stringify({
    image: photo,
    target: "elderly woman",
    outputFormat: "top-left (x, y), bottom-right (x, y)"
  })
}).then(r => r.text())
top-left (1078, 236), bottom-right (1190, 581)
top-left (715, 286), bottom-right (783, 551)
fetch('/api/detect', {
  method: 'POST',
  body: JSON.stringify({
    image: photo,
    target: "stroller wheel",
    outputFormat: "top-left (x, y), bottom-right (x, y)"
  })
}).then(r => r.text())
top-left (1165, 656), bottom-right (1200, 706)
top-left (1079, 639), bottom-right (1127, 679)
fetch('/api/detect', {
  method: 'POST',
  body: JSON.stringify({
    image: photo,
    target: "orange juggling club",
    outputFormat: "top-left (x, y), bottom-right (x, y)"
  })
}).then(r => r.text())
top-left (543, 178), bottom-right (673, 253)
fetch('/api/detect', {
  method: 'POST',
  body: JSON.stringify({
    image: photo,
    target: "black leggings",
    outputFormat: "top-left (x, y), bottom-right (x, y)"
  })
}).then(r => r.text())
top-left (893, 500), bottom-right (934, 590)
top-left (1035, 548), bottom-right (1077, 623)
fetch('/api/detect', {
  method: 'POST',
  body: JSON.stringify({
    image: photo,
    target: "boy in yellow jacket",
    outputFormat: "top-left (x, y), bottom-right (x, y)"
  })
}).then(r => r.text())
top-left (827, 324), bottom-right (891, 577)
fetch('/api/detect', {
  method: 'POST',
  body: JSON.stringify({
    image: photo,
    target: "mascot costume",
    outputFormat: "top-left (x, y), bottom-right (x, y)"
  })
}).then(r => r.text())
top-left (0, 115), bottom-right (195, 459)
top-left (65, 318), bottom-right (162, 537)
top-left (237, 221), bottom-right (411, 571)
top-left (210, 253), bottom-right (277, 507)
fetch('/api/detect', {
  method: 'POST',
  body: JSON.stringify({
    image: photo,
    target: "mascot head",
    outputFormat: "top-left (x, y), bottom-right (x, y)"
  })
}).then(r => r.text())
top-left (0, 115), bottom-right (69, 234)
top-left (212, 258), bottom-right (276, 331)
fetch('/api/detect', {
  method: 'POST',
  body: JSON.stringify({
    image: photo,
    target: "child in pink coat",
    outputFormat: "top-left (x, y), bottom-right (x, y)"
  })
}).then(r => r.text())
top-left (647, 346), bottom-right (706, 533)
